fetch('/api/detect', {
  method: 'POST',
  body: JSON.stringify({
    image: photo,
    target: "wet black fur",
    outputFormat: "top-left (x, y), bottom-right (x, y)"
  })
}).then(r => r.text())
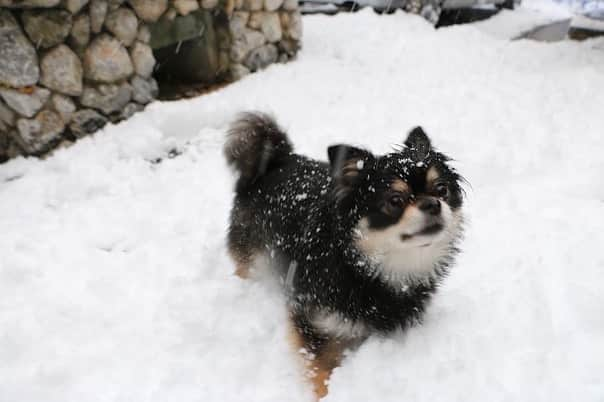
top-left (225, 112), bottom-right (464, 355)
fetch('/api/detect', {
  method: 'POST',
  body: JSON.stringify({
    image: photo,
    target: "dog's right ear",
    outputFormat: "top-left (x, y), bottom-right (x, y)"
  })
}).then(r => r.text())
top-left (327, 145), bottom-right (374, 202)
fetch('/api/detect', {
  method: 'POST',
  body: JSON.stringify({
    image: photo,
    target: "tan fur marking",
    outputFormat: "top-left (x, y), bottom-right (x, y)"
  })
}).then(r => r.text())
top-left (426, 166), bottom-right (440, 184)
top-left (391, 179), bottom-right (410, 194)
top-left (287, 317), bottom-right (347, 400)
top-left (310, 340), bottom-right (346, 400)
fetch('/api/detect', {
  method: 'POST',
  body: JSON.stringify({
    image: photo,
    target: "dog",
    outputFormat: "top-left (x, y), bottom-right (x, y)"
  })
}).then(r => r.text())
top-left (224, 112), bottom-right (464, 399)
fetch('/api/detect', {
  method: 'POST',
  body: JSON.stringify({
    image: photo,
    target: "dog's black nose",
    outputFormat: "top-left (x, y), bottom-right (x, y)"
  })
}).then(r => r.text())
top-left (418, 198), bottom-right (441, 215)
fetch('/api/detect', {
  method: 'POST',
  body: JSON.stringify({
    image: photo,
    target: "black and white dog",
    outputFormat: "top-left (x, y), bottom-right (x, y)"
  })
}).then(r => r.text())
top-left (225, 112), bottom-right (464, 398)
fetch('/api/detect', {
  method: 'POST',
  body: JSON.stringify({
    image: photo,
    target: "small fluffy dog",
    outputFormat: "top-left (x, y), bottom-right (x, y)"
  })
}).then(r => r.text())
top-left (225, 112), bottom-right (464, 398)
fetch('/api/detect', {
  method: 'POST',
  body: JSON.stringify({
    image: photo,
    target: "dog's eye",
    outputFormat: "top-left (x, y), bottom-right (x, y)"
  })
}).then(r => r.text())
top-left (389, 195), bottom-right (404, 207)
top-left (435, 183), bottom-right (449, 198)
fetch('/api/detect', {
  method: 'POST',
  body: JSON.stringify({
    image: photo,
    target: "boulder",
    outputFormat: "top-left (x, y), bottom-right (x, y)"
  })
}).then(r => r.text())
top-left (128, 0), bottom-right (168, 22)
top-left (70, 13), bottom-right (91, 49)
top-left (0, 0), bottom-right (61, 7)
top-left (174, 0), bottom-right (198, 14)
top-left (50, 94), bottom-right (76, 123)
top-left (120, 102), bottom-right (143, 120)
top-left (130, 41), bottom-right (155, 78)
top-left (0, 10), bottom-right (39, 88)
top-left (0, 99), bottom-right (16, 129)
top-left (281, 11), bottom-right (301, 40)
top-left (21, 9), bottom-right (73, 49)
top-left (230, 28), bottom-right (265, 62)
top-left (84, 34), bottom-right (134, 83)
top-left (201, 0), bottom-right (218, 9)
top-left (264, 0), bottom-right (283, 12)
top-left (229, 63), bottom-right (250, 80)
top-left (137, 24), bottom-right (151, 43)
top-left (242, 0), bottom-right (262, 11)
top-left (260, 12), bottom-right (281, 42)
top-left (248, 12), bottom-right (262, 29)
top-left (130, 76), bottom-right (158, 104)
top-left (105, 7), bottom-right (138, 46)
top-left (282, 0), bottom-right (297, 11)
top-left (244, 43), bottom-right (277, 71)
top-left (90, 0), bottom-right (108, 33)
top-left (40, 45), bottom-right (83, 96)
top-left (14, 110), bottom-right (64, 154)
top-left (63, 0), bottom-right (90, 13)
top-left (69, 109), bottom-right (107, 138)
top-left (80, 83), bottom-right (132, 114)
top-left (0, 86), bottom-right (50, 118)
top-left (230, 11), bottom-right (249, 36)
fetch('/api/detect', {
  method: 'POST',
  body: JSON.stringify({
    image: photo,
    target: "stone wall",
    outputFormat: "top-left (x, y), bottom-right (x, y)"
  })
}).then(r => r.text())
top-left (0, 0), bottom-right (301, 162)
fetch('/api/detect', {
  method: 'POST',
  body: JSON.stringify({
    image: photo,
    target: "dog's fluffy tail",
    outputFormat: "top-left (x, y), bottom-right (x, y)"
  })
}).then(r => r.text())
top-left (224, 112), bottom-right (293, 192)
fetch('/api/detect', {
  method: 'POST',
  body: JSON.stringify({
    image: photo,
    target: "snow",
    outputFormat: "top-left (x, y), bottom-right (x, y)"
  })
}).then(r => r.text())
top-left (2, 10), bottom-right (604, 402)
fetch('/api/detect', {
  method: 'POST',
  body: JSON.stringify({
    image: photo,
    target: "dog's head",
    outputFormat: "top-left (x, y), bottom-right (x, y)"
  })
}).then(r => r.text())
top-left (328, 127), bottom-right (465, 283)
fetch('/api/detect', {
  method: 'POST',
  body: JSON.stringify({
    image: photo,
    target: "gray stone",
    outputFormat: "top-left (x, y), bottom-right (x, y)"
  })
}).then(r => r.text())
top-left (0, 10), bottom-right (39, 88)
top-left (225, 0), bottom-right (235, 16)
top-left (0, 0), bottom-right (60, 6)
top-left (282, 0), bottom-right (297, 10)
top-left (14, 110), bottom-right (64, 154)
top-left (242, 0), bottom-right (262, 11)
top-left (120, 102), bottom-right (143, 119)
top-left (22, 9), bottom-right (73, 49)
top-left (260, 12), bottom-right (281, 42)
top-left (244, 43), bottom-right (277, 71)
top-left (281, 10), bottom-right (301, 40)
top-left (90, 0), bottom-right (108, 33)
top-left (218, 49), bottom-right (230, 74)
top-left (40, 45), bottom-right (83, 96)
top-left (63, 0), bottom-right (89, 13)
top-left (130, 42), bottom-right (155, 78)
top-left (84, 35), bottom-right (134, 83)
top-left (137, 24), bottom-right (151, 43)
top-left (128, 0), bottom-right (168, 22)
top-left (108, 0), bottom-right (125, 9)
top-left (264, 0), bottom-right (283, 11)
top-left (105, 7), bottom-right (138, 46)
top-left (0, 87), bottom-right (50, 118)
top-left (278, 37), bottom-right (299, 56)
top-left (174, 0), bottom-right (198, 14)
top-left (50, 94), bottom-right (76, 123)
top-left (200, 0), bottom-right (218, 9)
top-left (230, 63), bottom-right (250, 80)
top-left (164, 7), bottom-right (177, 20)
top-left (216, 25), bottom-right (231, 50)
top-left (230, 11), bottom-right (249, 35)
top-left (230, 28), bottom-right (265, 63)
top-left (80, 83), bottom-right (132, 114)
top-left (130, 76), bottom-right (158, 104)
top-left (248, 11), bottom-right (262, 29)
top-left (70, 13), bottom-right (91, 49)
top-left (69, 109), bottom-right (107, 138)
top-left (0, 99), bottom-right (16, 128)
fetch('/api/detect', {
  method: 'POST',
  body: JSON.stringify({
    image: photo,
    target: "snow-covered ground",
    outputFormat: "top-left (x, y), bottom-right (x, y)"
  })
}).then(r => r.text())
top-left (2, 10), bottom-right (604, 402)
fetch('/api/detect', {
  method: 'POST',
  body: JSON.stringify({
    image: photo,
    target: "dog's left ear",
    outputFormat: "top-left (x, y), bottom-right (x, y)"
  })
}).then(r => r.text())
top-left (404, 126), bottom-right (432, 162)
top-left (327, 145), bottom-right (374, 202)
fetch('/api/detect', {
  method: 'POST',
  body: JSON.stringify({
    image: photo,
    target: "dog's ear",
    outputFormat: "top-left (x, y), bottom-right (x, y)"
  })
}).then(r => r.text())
top-left (327, 145), bottom-right (374, 202)
top-left (404, 126), bottom-right (432, 162)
